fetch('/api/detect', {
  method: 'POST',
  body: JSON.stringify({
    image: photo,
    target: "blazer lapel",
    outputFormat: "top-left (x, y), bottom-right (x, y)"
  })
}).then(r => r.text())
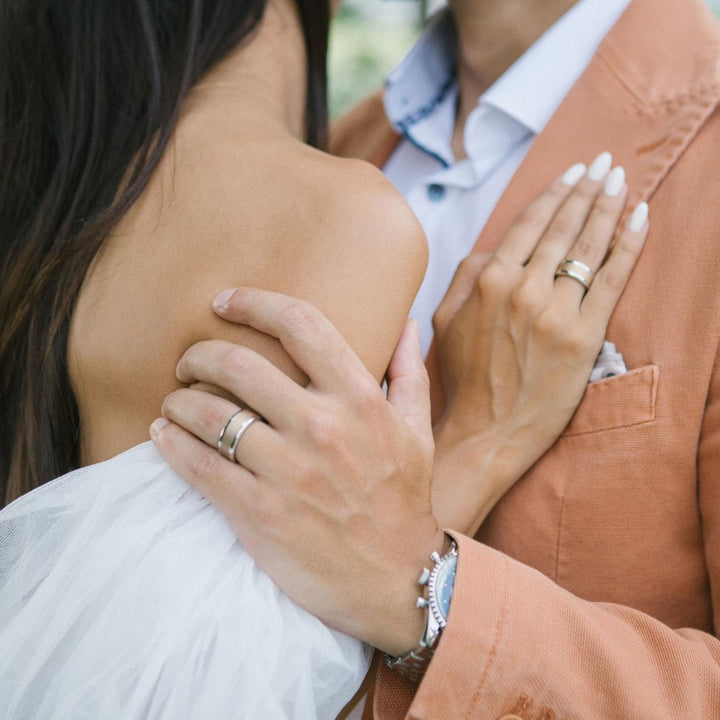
top-left (428, 0), bottom-right (720, 421)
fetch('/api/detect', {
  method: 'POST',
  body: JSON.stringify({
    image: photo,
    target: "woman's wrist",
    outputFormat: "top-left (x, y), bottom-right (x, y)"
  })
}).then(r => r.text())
top-left (432, 419), bottom-right (531, 535)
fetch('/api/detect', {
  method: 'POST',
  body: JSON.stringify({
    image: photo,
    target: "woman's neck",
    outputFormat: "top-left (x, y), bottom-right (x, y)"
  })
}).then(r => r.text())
top-left (191, 0), bottom-right (308, 140)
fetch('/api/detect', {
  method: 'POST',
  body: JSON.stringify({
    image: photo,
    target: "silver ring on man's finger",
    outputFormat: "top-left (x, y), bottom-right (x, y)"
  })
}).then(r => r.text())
top-left (554, 258), bottom-right (595, 292)
top-left (217, 409), bottom-right (263, 462)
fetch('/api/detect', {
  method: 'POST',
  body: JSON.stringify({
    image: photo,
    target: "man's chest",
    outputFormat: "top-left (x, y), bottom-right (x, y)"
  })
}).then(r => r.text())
top-left (385, 134), bottom-right (534, 356)
top-left (475, 208), bottom-right (720, 633)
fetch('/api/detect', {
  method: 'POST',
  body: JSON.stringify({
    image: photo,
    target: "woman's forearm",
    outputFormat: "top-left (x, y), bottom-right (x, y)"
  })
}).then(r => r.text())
top-left (433, 419), bottom-right (535, 536)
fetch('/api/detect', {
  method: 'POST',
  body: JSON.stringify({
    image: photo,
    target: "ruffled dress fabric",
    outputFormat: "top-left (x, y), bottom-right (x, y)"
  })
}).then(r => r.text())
top-left (0, 442), bottom-right (371, 719)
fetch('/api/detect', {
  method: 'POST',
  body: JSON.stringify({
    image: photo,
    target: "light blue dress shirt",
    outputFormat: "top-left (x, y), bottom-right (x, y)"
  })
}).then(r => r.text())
top-left (382, 0), bottom-right (633, 356)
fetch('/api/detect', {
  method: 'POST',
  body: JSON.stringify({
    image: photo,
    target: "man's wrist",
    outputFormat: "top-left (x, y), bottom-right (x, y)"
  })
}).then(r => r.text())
top-left (385, 535), bottom-right (459, 682)
top-left (379, 528), bottom-right (447, 657)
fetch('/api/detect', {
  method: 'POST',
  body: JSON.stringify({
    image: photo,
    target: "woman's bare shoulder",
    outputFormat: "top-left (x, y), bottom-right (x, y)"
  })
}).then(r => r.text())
top-left (185, 134), bottom-right (427, 276)
top-left (167, 137), bottom-right (429, 377)
top-left (271, 144), bottom-right (428, 278)
top-left (69, 130), bottom-right (427, 461)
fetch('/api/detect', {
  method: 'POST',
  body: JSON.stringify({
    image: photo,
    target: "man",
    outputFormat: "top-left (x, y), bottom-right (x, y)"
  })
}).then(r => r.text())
top-left (330, 1), bottom-right (720, 713)
top-left (334, 0), bottom-right (634, 359)
top-left (155, 0), bottom-right (720, 716)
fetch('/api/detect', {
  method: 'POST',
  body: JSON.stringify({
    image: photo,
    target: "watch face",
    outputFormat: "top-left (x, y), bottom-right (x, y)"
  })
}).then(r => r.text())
top-left (433, 555), bottom-right (457, 624)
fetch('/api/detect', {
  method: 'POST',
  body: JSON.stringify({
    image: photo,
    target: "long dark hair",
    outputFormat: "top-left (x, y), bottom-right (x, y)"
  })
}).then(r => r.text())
top-left (0, 0), bottom-right (330, 506)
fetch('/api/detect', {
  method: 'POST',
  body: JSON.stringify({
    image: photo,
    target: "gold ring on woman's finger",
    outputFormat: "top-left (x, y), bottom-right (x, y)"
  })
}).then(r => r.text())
top-left (217, 409), bottom-right (263, 463)
top-left (554, 258), bottom-right (595, 292)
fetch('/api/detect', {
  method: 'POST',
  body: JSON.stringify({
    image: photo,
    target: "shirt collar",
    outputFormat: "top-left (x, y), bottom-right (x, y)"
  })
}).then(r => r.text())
top-left (482, 0), bottom-right (633, 134)
top-left (384, 10), bottom-right (457, 139)
top-left (384, 0), bottom-right (633, 155)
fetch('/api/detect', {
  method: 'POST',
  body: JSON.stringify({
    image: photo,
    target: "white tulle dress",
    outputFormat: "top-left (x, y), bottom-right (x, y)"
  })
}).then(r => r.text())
top-left (0, 442), bottom-right (371, 719)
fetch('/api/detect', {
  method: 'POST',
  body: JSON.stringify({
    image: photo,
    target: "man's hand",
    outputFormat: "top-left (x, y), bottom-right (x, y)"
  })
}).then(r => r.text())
top-left (151, 290), bottom-right (444, 655)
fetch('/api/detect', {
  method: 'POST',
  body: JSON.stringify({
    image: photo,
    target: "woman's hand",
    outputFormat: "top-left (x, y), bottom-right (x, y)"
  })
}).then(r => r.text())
top-left (151, 293), bottom-right (444, 656)
top-left (432, 153), bottom-right (649, 535)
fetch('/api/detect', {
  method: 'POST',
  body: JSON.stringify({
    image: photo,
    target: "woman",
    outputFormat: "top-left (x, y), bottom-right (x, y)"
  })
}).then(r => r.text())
top-left (0, 1), bottom-right (413, 716)
top-left (0, 0), bottom-right (645, 717)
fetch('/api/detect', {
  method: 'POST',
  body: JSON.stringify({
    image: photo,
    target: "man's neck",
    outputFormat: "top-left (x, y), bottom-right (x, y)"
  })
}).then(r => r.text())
top-left (448, 0), bottom-right (580, 158)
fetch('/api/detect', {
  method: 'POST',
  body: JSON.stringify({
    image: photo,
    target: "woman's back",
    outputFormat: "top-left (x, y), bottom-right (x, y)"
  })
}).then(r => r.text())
top-left (67, 8), bottom-right (427, 465)
top-left (0, 3), bottom-right (426, 716)
top-left (1, 0), bottom-right (409, 504)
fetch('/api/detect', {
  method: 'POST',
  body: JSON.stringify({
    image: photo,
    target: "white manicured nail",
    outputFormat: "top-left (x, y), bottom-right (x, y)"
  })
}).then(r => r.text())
top-left (628, 202), bottom-right (649, 232)
top-left (562, 162), bottom-right (587, 187)
top-left (587, 151), bottom-right (613, 181)
top-left (603, 166), bottom-right (626, 197)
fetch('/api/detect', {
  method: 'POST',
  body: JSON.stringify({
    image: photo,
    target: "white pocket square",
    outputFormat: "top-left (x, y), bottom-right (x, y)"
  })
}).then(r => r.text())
top-left (589, 341), bottom-right (627, 383)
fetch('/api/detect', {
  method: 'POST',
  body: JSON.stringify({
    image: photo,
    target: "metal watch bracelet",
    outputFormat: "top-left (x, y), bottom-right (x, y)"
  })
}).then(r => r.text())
top-left (385, 537), bottom-right (458, 683)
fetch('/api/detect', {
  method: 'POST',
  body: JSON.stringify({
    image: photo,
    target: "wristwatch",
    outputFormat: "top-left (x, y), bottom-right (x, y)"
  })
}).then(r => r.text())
top-left (385, 538), bottom-right (458, 683)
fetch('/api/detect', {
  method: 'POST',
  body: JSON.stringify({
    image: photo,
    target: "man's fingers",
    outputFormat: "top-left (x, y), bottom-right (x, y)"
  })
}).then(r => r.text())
top-left (433, 253), bottom-right (491, 338)
top-left (386, 320), bottom-right (432, 443)
top-left (150, 418), bottom-right (258, 523)
top-left (176, 340), bottom-right (307, 431)
top-left (161, 388), bottom-right (284, 476)
top-left (213, 288), bottom-right (372, 394)
top-left (581, 202), bottom-right (649, 324)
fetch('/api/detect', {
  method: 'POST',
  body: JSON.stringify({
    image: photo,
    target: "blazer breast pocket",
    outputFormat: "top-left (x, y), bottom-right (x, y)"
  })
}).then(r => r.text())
top-left (561, 364), bottom-right (659, 437)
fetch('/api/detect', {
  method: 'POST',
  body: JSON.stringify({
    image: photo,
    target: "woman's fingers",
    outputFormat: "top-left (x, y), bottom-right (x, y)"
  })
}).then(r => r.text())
top-left (176, 340), bottom-right (308, 430)
top-left (581, 202), bottom-right (649, 326)
top-left (161, 388), bottom-right (282, 475)
top-left (213, 288), bottom-right (376, 396)
top-left (552, 166), bottom-right (628, 305)
top-left (493, 163), bottom-right (585, 265)
top-left (526, 151), bottom-right (613, 273)
top-left (433, 253), bottom-right (492, 338)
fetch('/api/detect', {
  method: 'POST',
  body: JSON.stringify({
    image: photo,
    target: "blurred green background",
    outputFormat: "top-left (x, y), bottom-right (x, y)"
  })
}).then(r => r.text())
top-left (328, 0), bottom-right (429, 117)
top-left (329, 0), bottom-right (720, 118)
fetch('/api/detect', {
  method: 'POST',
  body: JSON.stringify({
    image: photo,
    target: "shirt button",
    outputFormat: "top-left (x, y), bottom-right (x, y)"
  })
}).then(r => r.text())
top-left (427, 183), bottom-right (446, 202)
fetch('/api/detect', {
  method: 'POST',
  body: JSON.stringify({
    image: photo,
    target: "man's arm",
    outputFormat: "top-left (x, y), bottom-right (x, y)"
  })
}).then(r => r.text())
top-left (377, 522), bottom-right (720, 719)
top-left (157, 279), bottom-right (720, 718)
top-left (380, 357), bottom-right (720, 717)
top-left (378, 268), bottom-right (720, 720)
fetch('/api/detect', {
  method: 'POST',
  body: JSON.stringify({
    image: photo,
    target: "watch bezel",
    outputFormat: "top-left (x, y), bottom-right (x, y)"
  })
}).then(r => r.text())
top-left (385, 538), bottom-right (458, 683)
top-left (427, 550), bottom-right (458, 630)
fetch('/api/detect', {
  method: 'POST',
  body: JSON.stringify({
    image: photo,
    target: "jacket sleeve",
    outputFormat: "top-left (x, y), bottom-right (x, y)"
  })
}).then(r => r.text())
top-left (375, 532), bottom-right (720, 720)
top-left (374, 349), bottom-right (720, 720)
